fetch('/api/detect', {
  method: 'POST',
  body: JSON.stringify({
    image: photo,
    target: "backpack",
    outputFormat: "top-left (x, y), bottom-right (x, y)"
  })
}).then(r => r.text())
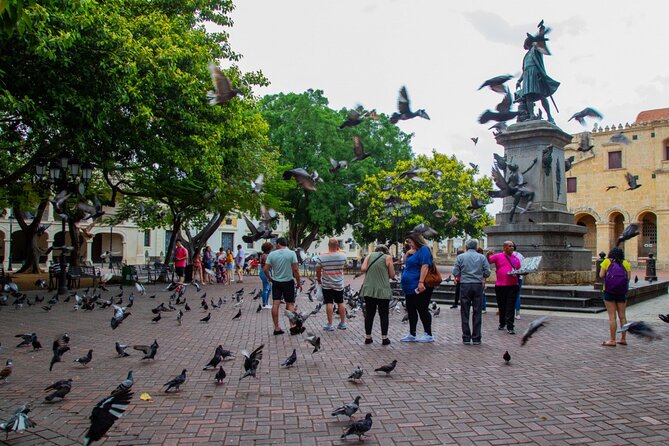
top-left (604, 261), bottom-right (628, 295)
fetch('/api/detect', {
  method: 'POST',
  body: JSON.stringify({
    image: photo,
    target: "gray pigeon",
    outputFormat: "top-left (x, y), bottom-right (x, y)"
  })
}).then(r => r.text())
top-left (617, 321), bottom-right (661, 341)
top-left (281, 349), bottom-right (297, 368)
top-left (163, 369), bottom-right (187, 392)
top-left (305, 333), bottom-right (321, 353)
top-left (341, 413), bottom-right (373, 440)
top-left (608, 132), bottom-right (630, 145)
top-left (374, 360), bottom-right (397, 375)
top-left (331, 396), bottom-right (361, 419)
top-left (521, 316), bottom-right (548, 346)
top-left (347, 365), bottom-right (364, 382)
top-left (44, 379), bottom-right (73, 402)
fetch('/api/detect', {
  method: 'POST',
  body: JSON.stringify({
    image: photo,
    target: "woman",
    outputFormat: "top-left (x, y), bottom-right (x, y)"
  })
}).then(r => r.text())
top-left (600, 247), bottom-right (630, 346)
top-left (225, 249), bottom-right (234, 285)
top-left (202, 246), bottom-right (215, 284)
top-left (192, 253), bottom-right (203, 284)
top-left (360, 245), bottom-right (395, 345)
top-left (400, 233), bottom-right (435, 343)
top-left (259, 242), bottom-right (273, 308)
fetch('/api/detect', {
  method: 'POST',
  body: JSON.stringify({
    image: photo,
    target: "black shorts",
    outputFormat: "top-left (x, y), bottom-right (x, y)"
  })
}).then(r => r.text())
top-left (322, 288), bottom-right (344, 305)
top-left (603, 291), bottom-right (626, 303)
top-left (272, 280), bottom-right (296, 303)
top-left (175, 266), bottom-right (185, 277)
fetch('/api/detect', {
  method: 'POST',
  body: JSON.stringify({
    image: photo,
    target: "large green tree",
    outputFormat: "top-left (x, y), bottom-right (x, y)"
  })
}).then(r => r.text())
top-left (260, 90), bottom-right (413, 250)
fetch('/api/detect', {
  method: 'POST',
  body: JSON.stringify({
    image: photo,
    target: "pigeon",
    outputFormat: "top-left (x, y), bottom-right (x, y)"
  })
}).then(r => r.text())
top-left (398, 166), bottom-right (427, 182)
top-left (200, 312), bottom-right (211, 323)
top-left (608, 132), bottom-right (631, 145)
top-left (151, 312), bottom-right (161, 323)
top-left (339, 108), bottom-right (378, 129)
top-left (606, 185), bottom-right (617, 191)
top-left (111, 305), bottom-right (131, 330)
top-left (232, 309), bottom-right (241, 320)
top-left (658, 314), bottom-right (669, 323)
top-left (74, 349), bottom-right (93, 367)
top-left (390, 86), bottom-right (430, 124)
top-left (503, 351), bottom-right (511, 364)
top-left (44, 378), bottom-right (73, 402)
top-left (134, 339), bottom-right (159, 360)
top-left (478, 88), bottom-right (519, 124)
top-left (329, 157), bottom-right (349, 173)
top-left (331, 396), bottom-right (361, 419)
top-left (374, 360), bottom-right (397, 375)
top-left (163, 369), bottom-right (187, 392)
top-left (215, 366), bottom-right (226, 384)
top-left (410, 223), bottom-right (438, 239)
top-left (617, 321), bottom-right (661, 341)
top-left (15, 333), bottom-right (36, 348)
top-left (240, 344), bottom-right (264, 380)
top-left (282, 168), bottom-right (319, 191)
top-left (521, 316), bottom-right (548, 346)
top-left (432, 209), bottom-right (446, 218)
top-left (577, 133), bottom-right (594, 152)
top-left (34, 279), bottom-right (47, 288)
top-left (348, 365), bottom-right (364, 382)
top-left (281, 349), bottom-right (297, 368)
top-left (83, 388), bottom-right (133, 445)
top-left (0, 359), bottom-right (13, 381)
top-left (341, 413), bottom-right (373, 441)
top-left (564, 155), bottom-right (575, 172)
top-left (112, 371), bottom-right (134, 396)
top-left (467, 193), bottom-right (485, 210)
top-left (50, 337), bottom-right (70, 372)
top-left (251, 174), bottom-right (264, 194)
top-left (624, 172), bottom-right (641, 191)
top-left (432, 307), bottom-right (441, 317)
top-left (115, 342), bottom-right (130, 357)
top-left (477, 74), bottom-right (513, 93)
top-left (351, 135), bottom-right (371, 162)
top-left (305, 333), bottom-right (321, 353)
top-left (568, 107), bottom-right (603, 126)
top-left (0, 403), bottom-right (35, 438)
top-left (177, 310), bottom-right (183, 325)
top-left (285, 304), bottom-right (322, 335)
top-left (203, 351), bottom-right (222, 370)
top-left (616, 224), bottom-right (639, 246)
top-left (207, 63), bottom-right (241, 105)
top-left (134, 282), bottom-right (145, 295)
top-left (256, 304), bottom-right (262, 313)
top-left (634, 275), bottom-right (639, 284)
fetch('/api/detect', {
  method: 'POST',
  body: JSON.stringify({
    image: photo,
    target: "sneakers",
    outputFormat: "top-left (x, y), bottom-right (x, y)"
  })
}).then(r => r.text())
top-left (482, 310), bottom-right (487, 314)
top-left (323, 324), bottom-right (335, 332)
top-left (416, 333), bottom-right (435, 343)
top-left (337, 322), bottom-right (348, 330)
top-left (382, 338), bottom-right (391, 346)
top-left (515, 313), bottom-right (521, 320)
top-left (498, 325), bottom-right (506, 330)
top-left (462, 339), bottom-right (471, 345)
top-left (263, 305), bottom-right (272, 309)
top-left (400, 334), bottom-right (417, 342)
top-left (472, 340), bottom-right (481, 345)
top-left (364, 338), bottom-right (373, 344)
top-left (507, 329), bottom-right (516, 335)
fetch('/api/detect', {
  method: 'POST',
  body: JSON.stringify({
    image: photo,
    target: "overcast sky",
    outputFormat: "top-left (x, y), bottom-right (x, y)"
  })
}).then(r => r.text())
top-left (220, 1), bottom-right (668, 215)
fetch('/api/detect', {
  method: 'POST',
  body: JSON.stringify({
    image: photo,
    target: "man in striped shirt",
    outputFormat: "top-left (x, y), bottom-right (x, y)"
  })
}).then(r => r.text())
top-left (315, 238), bottom-right (348, 331)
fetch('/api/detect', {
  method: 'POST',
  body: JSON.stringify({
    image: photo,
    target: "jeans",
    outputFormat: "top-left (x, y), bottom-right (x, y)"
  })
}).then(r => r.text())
top-left (495, 285), bottom-right (519, 330)
top-left (364, 297), bottom-right (390, 336)
top-left (515, 277), bottom-right (523, 312)
top-left (405, 288), bottom-right (434, 336)
top-left (259, 269), bottom-right (271, 306)
top-left (459, 283), bottom-right (484, 342)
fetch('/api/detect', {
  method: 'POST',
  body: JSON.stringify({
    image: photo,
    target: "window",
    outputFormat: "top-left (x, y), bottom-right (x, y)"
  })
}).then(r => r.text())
top-left (665, 145), bottom-right (669, 160)
top-left (144, 230), bottom-right (151, 247)
top-left (608, 151), bottom-right (622, 169)
top-left (632, 135), bottom-right (638, 140)
top-left (567, 177), bottom-right (577, 193)
top-left (651, 132), bottom-right (655, 138)
top-left (225, 218), bottom-right (233, 225)
top-left (246, 241), bottom-right (254, 249)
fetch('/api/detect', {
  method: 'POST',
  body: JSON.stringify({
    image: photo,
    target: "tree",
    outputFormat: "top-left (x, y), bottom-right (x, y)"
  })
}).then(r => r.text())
top-left (260, 90), bottom-right (413, 250)
top-left (353, 151), bottom-right (494, 249)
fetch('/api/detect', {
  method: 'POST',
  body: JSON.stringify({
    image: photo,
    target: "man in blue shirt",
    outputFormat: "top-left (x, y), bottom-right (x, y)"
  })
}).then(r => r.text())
top-left (264, 237), bottom-right (301, 336)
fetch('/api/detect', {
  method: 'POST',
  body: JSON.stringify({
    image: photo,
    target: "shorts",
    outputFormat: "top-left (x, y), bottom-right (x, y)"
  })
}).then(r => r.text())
top-left (272, 280), bottom-right (296, 303)
top-left (227, 264), bottom-right (234, 270)
top-left (175, 266), bottom-right (185, 277)
top-left (603, 291), bottom-right (626, 303)
top-left (322, 288), bottom-right (344, 305)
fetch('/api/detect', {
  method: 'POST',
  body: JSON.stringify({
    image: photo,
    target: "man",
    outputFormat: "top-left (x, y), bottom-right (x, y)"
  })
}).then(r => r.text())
top-left (174, 240), bottom-right (188, 283)
top-left (264, 237), bottom-right (302, 336)
top-left (452, 240), bottom-right (490, 345)
top-left (314, 238), bottom-right (348, 331)
top-left (487, 241), bottom-right (521, 335)
top-left (234, 244), bottom-right (245, 283)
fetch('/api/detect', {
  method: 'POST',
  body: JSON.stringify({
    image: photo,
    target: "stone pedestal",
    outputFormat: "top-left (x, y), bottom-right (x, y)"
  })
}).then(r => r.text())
top-left (484, 120), bottom-right (594, 285)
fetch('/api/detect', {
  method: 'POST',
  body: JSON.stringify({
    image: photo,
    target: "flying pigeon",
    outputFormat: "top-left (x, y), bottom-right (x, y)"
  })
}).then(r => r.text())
top-left (616, 224), bottom-right (639, 246)
top-left (240, 344), bottom-right (264, 380)
top-left (207, 63), bottom-right (241, 105)
top-left (390, 86), bottom-right (430, 124)
top-left (477, 74), bottom-right (513, 93)
top-left (568, 107), bottom-right (603, 126)
top-left (83, 388), bottom-right (133, 445)
top-left (521, 316), bottom-right (548, 346)
top-left (282, 168), bottom-right (319, 191)
top-left (305, 333), bottom-right (321, 353)
top-left (624, 172), bottom-right (641, 191)
top-left (617, 321), bottom-right (661, 341)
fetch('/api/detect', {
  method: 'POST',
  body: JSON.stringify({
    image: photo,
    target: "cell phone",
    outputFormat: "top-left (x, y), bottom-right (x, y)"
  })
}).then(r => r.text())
top-left (414, 288), bottom-right (421, 294)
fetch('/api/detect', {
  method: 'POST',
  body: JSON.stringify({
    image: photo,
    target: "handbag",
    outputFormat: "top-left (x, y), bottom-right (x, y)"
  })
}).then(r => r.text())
top-left (423, 260), bottom-right (442, 288)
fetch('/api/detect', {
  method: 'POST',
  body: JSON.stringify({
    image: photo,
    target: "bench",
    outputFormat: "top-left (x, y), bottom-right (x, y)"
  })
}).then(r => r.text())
top-left (126, 265), bottom-right (151, 284)
top-left (147, 263), bottom-right (173, 284)
top-left (80, 265), bottom-right (101, 287)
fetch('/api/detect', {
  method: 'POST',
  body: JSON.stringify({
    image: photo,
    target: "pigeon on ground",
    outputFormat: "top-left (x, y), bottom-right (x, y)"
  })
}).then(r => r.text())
top-left (281, 349), bottom-right (297, 368)
top-left (618, 321), bottom-right (661, 341)
top-left (521, 316), bottom-right (548, 346)
top-left (115, 342), bottom-right (130, 357)
top-left (332, 396), bottom-right (361, 419)
top-left (111, 305), bottom-right (131, 330)
top-left (177, 310), bottom-right (183, 325)
top-left (203, 351), bottom-right (222, 370)
top-left (215, 366), bottom-right (226, 384)
top-left (0, 360), bottom-right (13, 381)
top-left (74, 350), bottom-right (93, 367)
top-left (374, 360), bottom-right (397, 375)
top-left (348, 366), bottom-right (364, 382)
top-left (163, 369), bottom-right (187, 392)
top-left (341, 413), bottom-right (373, 441)
top-left (15, 333), bottom-right (35, 348)
top-left (151, 313), bottom-right (161, 323)
top-left (256, 304), bottom-right (262, 313)
top-left (112, 371), bottom-right (134, 395)
top-left (305, 333), bottom-right (321, 354)
top-left (134, 339), bottom-right (159, 360)
top-left (616, 224), bottom-right (639, 246)
top-left (240, 344), bottom-right (264, 380)
top-left (659, 314), bottom-right (669, 323)
top-left (0, 403), bottom-right (35, 439)
top-left (503, 351), bottom-right (511, 364)
top-left (232, 309), bottom-right (241, 320)
top-left (200, 312), bottom-right (211, 323)
top-left (50, 338), bottom-right (70, 372)
top-left (83, 388), bottom-right (133, 445)
top-left (44, 379), bottom-right (73, 402)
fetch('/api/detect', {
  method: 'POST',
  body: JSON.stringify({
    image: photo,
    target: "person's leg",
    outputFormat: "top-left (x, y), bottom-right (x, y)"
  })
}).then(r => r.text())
top-left (495, 286), bottom-right (506, 329)
top-left (322, 289), bottom-right (335, 328)
top-left (364, 296), bottom-right (377, 338)
top-left (452, 281), bottom-right (460, 308)
top-left (259, 270), bottom-right (268, 306)
top-left (602, 298), bottom-right (617, 345)
top-left (378, 299), bottom-right (390, 339)
top-left (505, 286), bottom-right (518, 331)
top-left (336, 292), bottom-right (346, 325)
top-left (416, 289), bottom-right (433, 337)
top-left (616, 300), bottom-right (627, 344)
top-left (471, 284), bottom-right (483, 343)
top-left (459, 284), bottom-right (472, 342)
top-left (271, 281), bottom-right (284, 333)
top-left (405, 294), bottom-right (418, 338)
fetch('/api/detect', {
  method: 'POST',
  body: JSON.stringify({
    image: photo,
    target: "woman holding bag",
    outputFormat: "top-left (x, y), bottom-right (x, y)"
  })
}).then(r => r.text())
top-left (400, 233), bottom-right (436, 343)
top-left (360, 245), bottom-right (395, 345)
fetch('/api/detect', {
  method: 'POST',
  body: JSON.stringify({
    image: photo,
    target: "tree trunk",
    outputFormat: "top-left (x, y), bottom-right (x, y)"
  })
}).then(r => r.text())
top-left (14, 199), bottom-right (48, 274)
top-left (67, 218), bottom-right (82, 267)
top-left (190, 213), bottom-right (226, 258)
top-left (163, 215), bottom-right (182, 265)
top-left (299, 228), bottom-right (320, 252)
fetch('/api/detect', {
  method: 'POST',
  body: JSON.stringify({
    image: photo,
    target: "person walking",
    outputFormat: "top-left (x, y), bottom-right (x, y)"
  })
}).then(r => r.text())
top-left (259, 242), bottom-right (273, 309)
top-left (314, 239), bottom-right (348, 331)
top-left (263, 237), bottom-right (302, 336)
top-left (174, 240), bottom-right (188, 283)
top-left (400, 233), bottom-right (435, 343)
top-left (486, 241), bottom-right (521, 335)
top-left (600, 247), bottom-right (631, 347)
top-left (235, 244), bottom-right (245, 283)
top-left (452, 240), bottom-right (491, 345)
top-left (360, 245), bottom-right (395, 345)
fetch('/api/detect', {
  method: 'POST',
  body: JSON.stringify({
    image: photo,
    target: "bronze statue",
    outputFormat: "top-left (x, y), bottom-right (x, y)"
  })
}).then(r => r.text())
top-left (541, 145), bottom-right (553, 176)
top-left (489, 157), bottom-right (538, 222)
top-left (515, 21), bottom-right (560, 123)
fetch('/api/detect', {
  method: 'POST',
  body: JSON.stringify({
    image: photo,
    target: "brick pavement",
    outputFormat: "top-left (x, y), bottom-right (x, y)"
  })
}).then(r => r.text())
top-left (1, 276), bottom-right (669, 445)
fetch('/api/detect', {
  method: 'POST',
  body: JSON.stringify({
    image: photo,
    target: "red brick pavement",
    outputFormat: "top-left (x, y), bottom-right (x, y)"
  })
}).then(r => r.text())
top-left (1, 276), bottom-right (669, 445)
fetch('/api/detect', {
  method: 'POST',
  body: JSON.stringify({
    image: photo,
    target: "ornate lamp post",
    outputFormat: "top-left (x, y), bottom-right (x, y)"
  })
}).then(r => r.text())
top-left (35, 155), bottom-right (93, 295)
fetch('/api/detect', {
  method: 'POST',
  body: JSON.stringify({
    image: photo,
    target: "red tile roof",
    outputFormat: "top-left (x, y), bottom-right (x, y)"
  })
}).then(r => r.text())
top-left (635, 108), bottom-right (669, 124)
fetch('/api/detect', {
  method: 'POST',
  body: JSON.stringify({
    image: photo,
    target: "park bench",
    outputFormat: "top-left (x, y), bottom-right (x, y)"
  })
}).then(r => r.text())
top-left (147, 263), bottom-right (173, 284)
top-left (80, 265), bottom-right (101, 287)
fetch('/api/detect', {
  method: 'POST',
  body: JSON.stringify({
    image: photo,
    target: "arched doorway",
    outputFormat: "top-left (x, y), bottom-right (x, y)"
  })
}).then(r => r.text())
top-left (638, 212), bottom-right (657, 258)
top-left (609, 212), bottom-right (625, 250)
top-left (92, 232), bottom-right (124, 267)
top-left (8, 230), bottom-right (50, 264)
top-left (576, 214), bottom-right (597, 257)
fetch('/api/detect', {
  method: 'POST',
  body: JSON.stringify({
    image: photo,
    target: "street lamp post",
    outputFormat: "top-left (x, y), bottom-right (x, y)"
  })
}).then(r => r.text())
top-left (7, 210), bottom-right (14, 271)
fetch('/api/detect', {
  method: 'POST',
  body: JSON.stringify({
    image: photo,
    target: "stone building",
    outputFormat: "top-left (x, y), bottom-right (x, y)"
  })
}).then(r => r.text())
top-left (565, 107), bottom-right (669, 269)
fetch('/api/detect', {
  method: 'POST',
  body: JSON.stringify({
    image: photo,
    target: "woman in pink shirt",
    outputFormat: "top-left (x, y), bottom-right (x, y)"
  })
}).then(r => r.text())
top-left (486, 241), bottom-right (521, 335)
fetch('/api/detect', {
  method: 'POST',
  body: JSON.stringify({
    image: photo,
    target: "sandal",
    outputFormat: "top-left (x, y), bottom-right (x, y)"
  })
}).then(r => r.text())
top-left (616, 340), bottom-right (627, 345)
top-left (601, 340), bottom-right (616, 347)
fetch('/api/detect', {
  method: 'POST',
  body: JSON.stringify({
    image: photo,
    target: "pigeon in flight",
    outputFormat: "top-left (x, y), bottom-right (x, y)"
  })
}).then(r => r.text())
top-left (478, 87), bottom-right (518, 124)
top-left (329, 158), bottom-right (348, 173)
top-left (207, 63), bottom-right (241, 106)
top-left (521, 316), bottom-right (548, 346)
top-left (390, 86), bottom-right (430, 124)
top-left (568, 107), bottom-right (603, 126)
top-left (624, 172), bottom-right (641, 191)
top-left (351, 135), bottom-right (371, 162)
top-left (250, 174), bottom-right (264, 194)
top-left (467, 193), bottom-right (485, 211)
top-left (240, 344), bottom-right (264, 380)
top-left (282, 168), bottom-right (320, 191)
top-left (616, 224), bottom-right (639, 246)
top-left (305, 333), bottom-right (321, 354)
top-left (477, 74), bottom-right (513, 93)
top-left (134, 339), bottom-right (159, 360)
top-left (577, 133), bottom-right (594, 152)
top-left (617, 321), bottom-right (661, 341)
top-left (83, 388), bottom-right (133, 445)
top-left (339, 107), bottom-right (378, 129)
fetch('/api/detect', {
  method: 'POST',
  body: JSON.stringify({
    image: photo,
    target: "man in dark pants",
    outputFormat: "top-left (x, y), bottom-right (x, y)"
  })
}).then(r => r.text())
top-left (264, 237), bottom-right (302, 336)
top-left (452, 240), bottom-right (490, 345)
top-left (487, 241), bottom-right (521, 335)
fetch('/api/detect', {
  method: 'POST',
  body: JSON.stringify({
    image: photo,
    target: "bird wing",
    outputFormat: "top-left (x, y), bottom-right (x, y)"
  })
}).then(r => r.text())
top-left (84, 389), bottom-right (133, 444)
top-left (490, 166), bottom-right (513, 197)
top-left (495, 87), bottom-right (512, 113)
top-left (243, 216), bottom-right (258, 235)
top-left (625, 172), bottom-right (634, 187)
top-left (352, 135), bottom-right (365, 159)
top-left (209, 63), bottom-right (233, 96)
top-left (132, 345), bottom-right (150, 354)
top-left (397, 86), bottom-right (410, 114)
top-left (582, 107), bottom-right (603, 120)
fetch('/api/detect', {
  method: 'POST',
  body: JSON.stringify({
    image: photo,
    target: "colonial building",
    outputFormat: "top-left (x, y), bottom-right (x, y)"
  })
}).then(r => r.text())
top-left (565, 107), bottom-right (669, 269)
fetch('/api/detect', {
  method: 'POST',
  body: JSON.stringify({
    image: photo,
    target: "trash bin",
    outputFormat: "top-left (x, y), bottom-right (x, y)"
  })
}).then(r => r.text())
top-left (122, 266), bottom-right (134, 285)
top-left (185, 264), bottom-right (194, 283)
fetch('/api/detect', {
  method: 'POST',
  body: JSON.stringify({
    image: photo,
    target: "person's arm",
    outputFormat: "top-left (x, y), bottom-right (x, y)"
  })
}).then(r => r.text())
top-left (452, 258), bottom-right (461, 278)
top-left (263, 259), bottom-right (272, 282)
top-left (315, 258), bottom-right (322, 284)
top-left (360, 255), bottom-right (370, 272)
top-left (599, 260), bottom-right (608, 280)
top-left (292, 263), bottom-right (302, 290)
top-left (483, 257), bottom-right (491, 278)
top-left (386, 255), bottom-right (395, 279)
